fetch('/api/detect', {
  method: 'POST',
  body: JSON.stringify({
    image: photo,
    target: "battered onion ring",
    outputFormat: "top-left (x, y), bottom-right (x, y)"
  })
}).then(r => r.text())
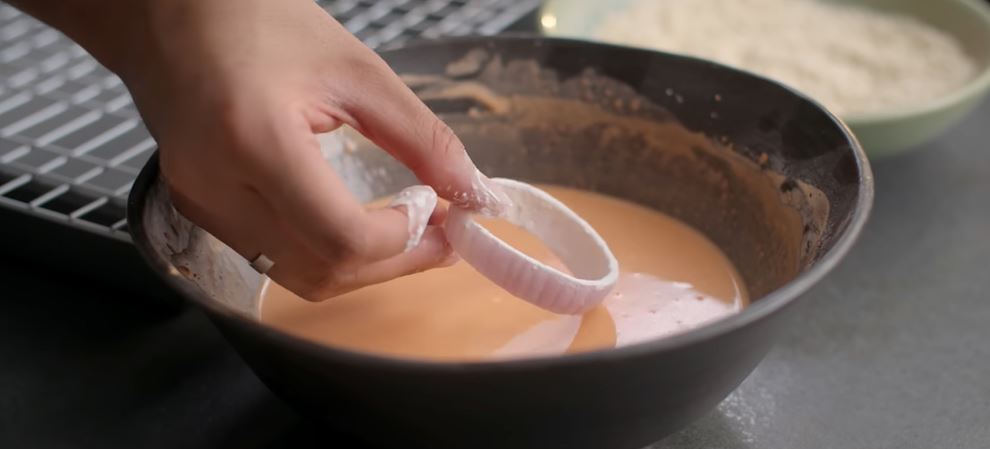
top-left (445, 179), bottom-right (619, 315)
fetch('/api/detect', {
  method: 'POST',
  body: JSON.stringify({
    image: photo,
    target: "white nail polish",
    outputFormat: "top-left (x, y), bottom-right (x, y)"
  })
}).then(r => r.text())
top-left (388, 185), bottom-right (438, 252)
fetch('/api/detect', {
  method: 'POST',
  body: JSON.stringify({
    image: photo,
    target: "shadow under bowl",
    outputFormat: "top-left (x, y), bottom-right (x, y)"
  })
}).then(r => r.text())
top-left (127, 37), bottom-right (873, 449)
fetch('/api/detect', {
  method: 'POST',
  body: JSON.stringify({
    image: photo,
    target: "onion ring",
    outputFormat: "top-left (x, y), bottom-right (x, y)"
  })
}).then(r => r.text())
top-left (445, 179), bottom-right (619, 315)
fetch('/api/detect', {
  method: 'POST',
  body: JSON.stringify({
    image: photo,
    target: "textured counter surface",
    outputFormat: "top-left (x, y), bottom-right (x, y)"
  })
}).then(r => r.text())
top-left (1, 99), bottom-right (988, 449)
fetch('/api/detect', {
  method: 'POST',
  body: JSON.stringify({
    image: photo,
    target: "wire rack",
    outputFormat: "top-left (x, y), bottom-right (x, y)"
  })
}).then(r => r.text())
top-left (0, 0), bottom-right (540, 243)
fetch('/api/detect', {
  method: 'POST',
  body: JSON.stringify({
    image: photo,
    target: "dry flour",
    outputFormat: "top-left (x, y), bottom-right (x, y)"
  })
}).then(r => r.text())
top-left (595, 0), bottom-right (978, 115)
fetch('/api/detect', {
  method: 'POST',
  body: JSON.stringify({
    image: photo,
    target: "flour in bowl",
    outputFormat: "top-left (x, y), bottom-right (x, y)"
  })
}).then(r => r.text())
top-left (594, 0), bottom-right (978, 115)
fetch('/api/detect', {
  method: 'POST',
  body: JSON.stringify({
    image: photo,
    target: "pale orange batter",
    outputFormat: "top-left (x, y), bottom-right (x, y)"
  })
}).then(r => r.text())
top-left (260, 185), bottom-right (747, 361)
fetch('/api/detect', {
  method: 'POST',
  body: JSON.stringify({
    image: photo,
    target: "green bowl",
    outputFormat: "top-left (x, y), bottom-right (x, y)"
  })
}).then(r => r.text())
top-left (540, 0), bottom-right (990, 158)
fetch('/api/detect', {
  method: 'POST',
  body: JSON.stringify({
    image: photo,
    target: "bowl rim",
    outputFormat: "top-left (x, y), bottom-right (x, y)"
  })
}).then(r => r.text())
top-left (127, 35), bottom-right (875, 373)
top-left (539, 0), bottom-right (990, 126)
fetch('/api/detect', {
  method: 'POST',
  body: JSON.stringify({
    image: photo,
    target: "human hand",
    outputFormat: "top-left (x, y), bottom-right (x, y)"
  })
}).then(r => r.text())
top-left (19, 0), bottom-right (505, 299)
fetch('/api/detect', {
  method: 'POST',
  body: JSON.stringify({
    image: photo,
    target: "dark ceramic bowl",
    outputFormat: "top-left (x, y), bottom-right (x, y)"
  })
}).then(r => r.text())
top-left (127, 37), bottom-right (873, 449)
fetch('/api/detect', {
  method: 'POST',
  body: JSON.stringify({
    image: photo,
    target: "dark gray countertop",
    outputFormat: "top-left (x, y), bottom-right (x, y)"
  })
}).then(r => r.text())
top-left (1, 99), bottom-right (988, 449)
top-left (655, 98), bottom-right (990, 449)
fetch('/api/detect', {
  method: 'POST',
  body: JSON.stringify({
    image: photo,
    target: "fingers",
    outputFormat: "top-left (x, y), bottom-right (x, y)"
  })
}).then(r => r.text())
top-left (168, 172), bottom-right (455, 301)
top-left (281, 225), bottom-right (455, 300)
top-left (140, 4), bottom-right (478, 302)
top-left (167, 180), bottom-right (326, 295)
top-left (246, 113), bottom-right (413, 264)
top-left (329, 226), bottom-right (456, 295)
top-left (165, 107), bottom-right (455, 301)
top-left (330, 51), bottom-right (508, 216)
top-left (245, 114), bottom-right (457, 298)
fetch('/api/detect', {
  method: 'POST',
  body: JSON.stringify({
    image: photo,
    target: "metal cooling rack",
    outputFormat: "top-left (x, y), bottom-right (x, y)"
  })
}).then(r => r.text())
top-left (0, 0), bottom-right (540, 243)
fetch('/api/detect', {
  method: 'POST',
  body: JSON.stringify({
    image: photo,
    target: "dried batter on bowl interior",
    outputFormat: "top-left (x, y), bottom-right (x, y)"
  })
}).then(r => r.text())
top-left (260, 185), bottom-right (748, 362)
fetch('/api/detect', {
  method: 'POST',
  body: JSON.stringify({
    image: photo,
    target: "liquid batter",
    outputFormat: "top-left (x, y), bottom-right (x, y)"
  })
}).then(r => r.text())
top-left (260, 185), bottom-right (747, 361)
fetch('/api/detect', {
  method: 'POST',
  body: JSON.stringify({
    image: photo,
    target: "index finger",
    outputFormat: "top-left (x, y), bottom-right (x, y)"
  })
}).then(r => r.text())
top-left (325, 45), bottom-right (508, 215)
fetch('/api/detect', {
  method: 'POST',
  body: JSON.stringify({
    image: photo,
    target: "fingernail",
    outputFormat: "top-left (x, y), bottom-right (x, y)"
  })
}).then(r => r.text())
top-left (388, 185), bottom-right (438, 252)
top-left (471, 169), bottom-right (511, 217)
